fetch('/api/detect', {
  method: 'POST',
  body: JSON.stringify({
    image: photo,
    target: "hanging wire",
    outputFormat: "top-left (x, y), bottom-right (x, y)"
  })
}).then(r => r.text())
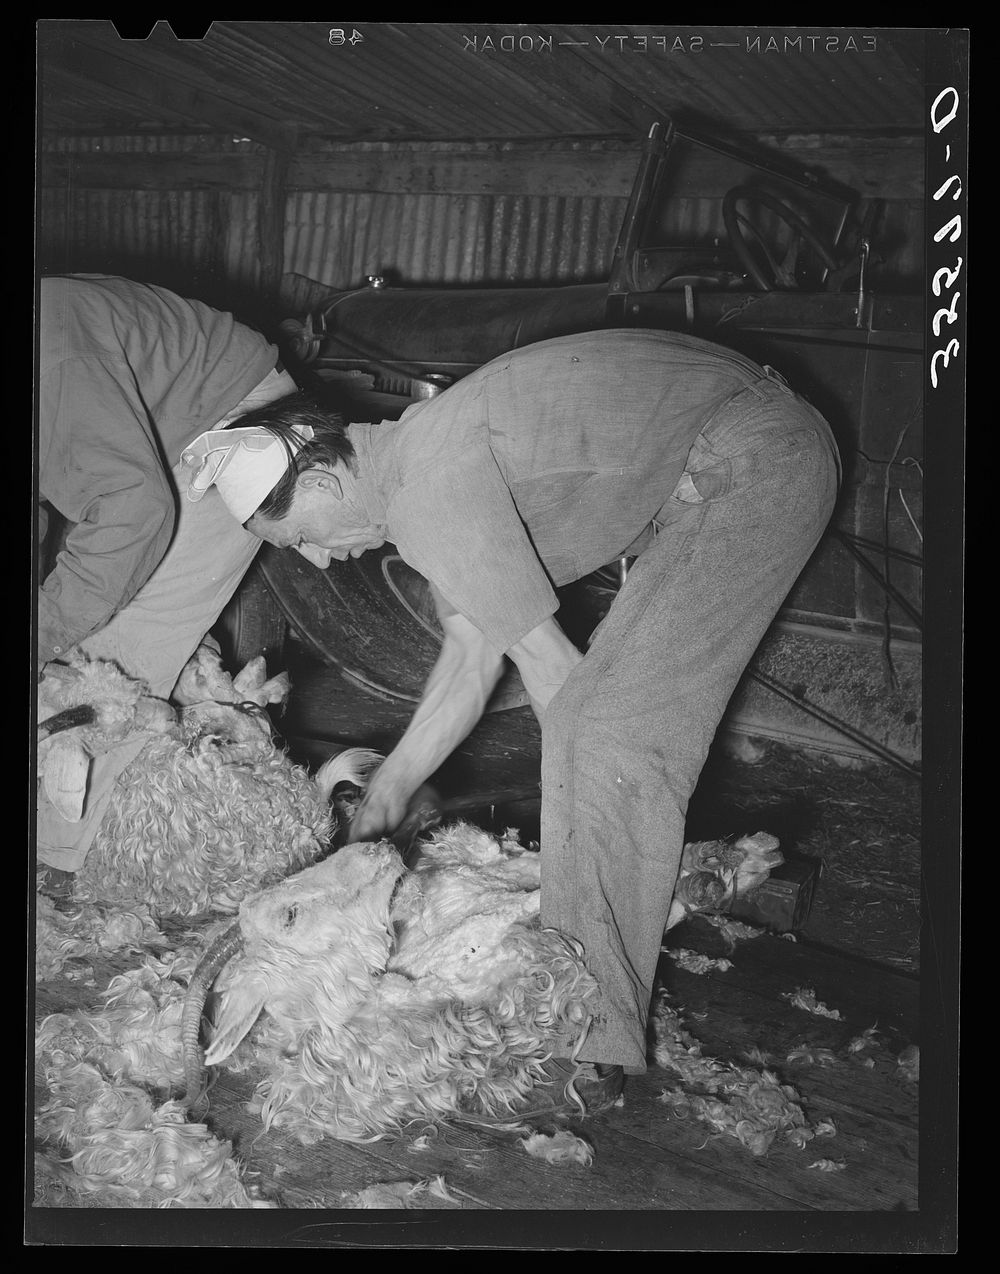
top-left (836, 528), bottom-right (922, 568)
top-left (898, 457), bottom-right (924, 544)
top-left (830, 531), bottom-right (922, 629)
top-left (897, 491), bottom-right (923, 544)
top-left (879, 417), bottom-right (920, 690)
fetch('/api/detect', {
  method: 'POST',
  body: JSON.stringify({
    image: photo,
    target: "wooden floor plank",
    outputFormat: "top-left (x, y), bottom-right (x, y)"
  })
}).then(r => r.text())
top-left (657, 928), bottom-right (920, 1118)
top-left (203, 1068), bottom-right (795, 1212)
top-left (667, 921), bottom-right (920, 1042)
top-left (663, 993), bottom-right (920, 1127)
top-left (635, 930), bottom-right (919, 1211)
top-left (211, 1092), bottom-right (493, 1209)
top-left (615, 1068), bottom-right (916, 1212)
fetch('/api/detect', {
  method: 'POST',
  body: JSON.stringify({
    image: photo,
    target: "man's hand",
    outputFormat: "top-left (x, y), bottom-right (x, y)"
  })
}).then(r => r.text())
top-left (348, 778), bottom-right (413, 842)
top-left (348, 781), bottom-right (442, 849)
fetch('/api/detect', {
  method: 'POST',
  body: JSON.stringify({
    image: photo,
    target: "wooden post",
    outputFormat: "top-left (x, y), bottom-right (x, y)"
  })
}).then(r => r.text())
top-left (258, 146), bottom-right (291, 300)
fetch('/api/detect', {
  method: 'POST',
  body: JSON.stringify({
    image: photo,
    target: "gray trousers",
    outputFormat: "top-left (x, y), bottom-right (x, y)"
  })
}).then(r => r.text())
top-left (538, 373), bottom-right (841, 1072)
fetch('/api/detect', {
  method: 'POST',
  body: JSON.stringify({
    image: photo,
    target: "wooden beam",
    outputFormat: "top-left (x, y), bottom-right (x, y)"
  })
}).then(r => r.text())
top-left (41, 39), bottom-right (295, 154)
top-left (288, 149), bottom-right (637, 198)
top-left (38, 147), bottom-right (636, 199)
top-left (38, 147), bottom-right (636, 198)
top-left (39, 135), bottom-right (925, 201)
top-left (40, 153), bottom-right (263, 191)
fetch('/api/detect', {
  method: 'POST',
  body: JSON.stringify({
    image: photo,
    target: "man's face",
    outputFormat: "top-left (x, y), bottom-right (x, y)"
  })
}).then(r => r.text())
top-left (246, 470), bottom-right (385, 569)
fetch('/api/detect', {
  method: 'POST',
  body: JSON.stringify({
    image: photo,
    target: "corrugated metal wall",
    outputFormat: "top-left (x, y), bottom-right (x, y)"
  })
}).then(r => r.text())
top-left (38, 133), bottom-right (923, 305)
top-left (284, 190), bottom-right (627, 290)
top-left (39, 182), bottom-right (632, 297)
top-left (39, 187), bottom-right (225, 272)
top-left (39, 135), bottom-right (261, 299)
top-left (41, 134), bottom-right (258, 153)
top-left (39, 136), bottom-right (631, 299)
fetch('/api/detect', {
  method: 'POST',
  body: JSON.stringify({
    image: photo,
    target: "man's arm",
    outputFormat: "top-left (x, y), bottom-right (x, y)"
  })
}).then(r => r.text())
top-left (349, 597), bottom-right (506, 840)
top-left (37, 484), bottom-right (177, 663)
top-left (350, 605), bottom-right (585, 841)
top-left (38, 359), bottom-right (178, 663)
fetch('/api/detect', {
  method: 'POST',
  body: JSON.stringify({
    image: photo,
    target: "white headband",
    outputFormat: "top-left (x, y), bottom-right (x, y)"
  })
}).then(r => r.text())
top-left (181, 424), bottom-right (314, 523)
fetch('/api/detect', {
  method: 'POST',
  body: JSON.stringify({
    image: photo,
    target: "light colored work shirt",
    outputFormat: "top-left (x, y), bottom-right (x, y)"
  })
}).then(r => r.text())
top-left (350, 328), bottom-right (773, 654)
top-left (38, 275), bottom-right (278, 662)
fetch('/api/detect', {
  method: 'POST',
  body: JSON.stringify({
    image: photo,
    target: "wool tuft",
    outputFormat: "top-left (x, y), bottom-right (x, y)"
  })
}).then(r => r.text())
top-left (340, 1175), bottom-right (462, 1208)
top-left (663, 947), bottom-right (734, 975)
top-left (780, 987), bottom-right (843, 1020)
top-left (651, 991), bottom-right (822, 1157)
top-left (846, 1025), bottom-right (883, 1055)
top-left (519, 1129), bottom-right (594, 1167)
top-left (37, 946), bottom-right (203, 1098)
top-left (34, 927), bottom-right (276, 1208)
top-left (895, 1044), bottom-right (919, 1083)
top-left (36, 890), bottom-right (166, 981)
top-left (700, 914), bottom-right (768, 948)
top-left (34, 1061), bottom-right (270, 1208)
top-left (666, 832), bottom-right (783, 930)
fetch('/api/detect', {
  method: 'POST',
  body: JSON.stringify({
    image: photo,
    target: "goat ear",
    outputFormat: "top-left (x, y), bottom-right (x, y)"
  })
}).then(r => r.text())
top-left (232, 656), bottom-right (267, 697)
top-left (173, 642), bottom-right (234, 706)
top-left (233, 659), bottom-right (291, 710)
top-left (42, 739), bottom-right (91, 822)
top-left (204, 983), bottom-right (268, 1065)
top-left (256, 671), bottom-right (291, 707)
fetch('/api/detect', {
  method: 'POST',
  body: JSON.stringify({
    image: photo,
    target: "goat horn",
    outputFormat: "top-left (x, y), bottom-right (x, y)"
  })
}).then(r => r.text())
top-left (180, 921), bottom-right (245, 1114)
top-left (37, 704), bottom-right (97, 737)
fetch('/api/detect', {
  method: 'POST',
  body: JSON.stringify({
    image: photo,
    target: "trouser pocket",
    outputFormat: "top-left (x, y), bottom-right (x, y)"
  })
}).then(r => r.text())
top-left (672, 430), bottom-right (733, 505)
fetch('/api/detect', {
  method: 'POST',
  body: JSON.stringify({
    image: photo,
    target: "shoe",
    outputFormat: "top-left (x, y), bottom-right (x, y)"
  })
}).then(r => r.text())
top-left (477, 1058), bottom-right (624, 1125)
top-left (525, 1057), bottom-right (624, 1120)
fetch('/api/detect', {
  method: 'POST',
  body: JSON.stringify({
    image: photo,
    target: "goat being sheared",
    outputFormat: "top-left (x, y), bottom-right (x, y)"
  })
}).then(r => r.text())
top-left (181, 825), bottom-right (599, 1143)
top-left (36, 644), bottom-right (380, 917)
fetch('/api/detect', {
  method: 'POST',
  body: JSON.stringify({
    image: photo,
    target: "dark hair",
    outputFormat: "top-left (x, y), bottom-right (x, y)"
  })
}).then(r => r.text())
top-left (225, 391), bottom-right (355, 519)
